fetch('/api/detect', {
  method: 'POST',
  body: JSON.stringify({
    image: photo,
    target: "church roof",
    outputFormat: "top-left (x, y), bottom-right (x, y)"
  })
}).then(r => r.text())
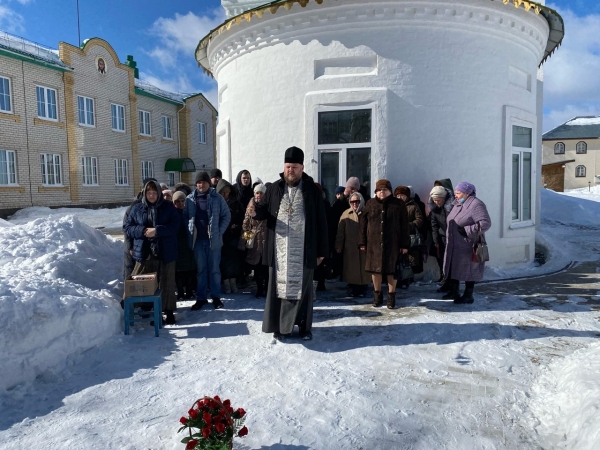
top-left (195, 0), bottom-right (564, 76)
top-left (542, 117), bottom-right (600, 140)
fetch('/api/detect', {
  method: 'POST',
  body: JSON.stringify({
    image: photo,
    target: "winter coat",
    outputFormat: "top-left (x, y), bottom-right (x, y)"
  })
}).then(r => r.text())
top-left (243, 198), bottom-right (267, 266)
top-left (233, 170), bottom-right (254, 209)
top-left (405, 198), bottom-right (424, 274)
top-left (122, 193), bottom-right (142, 279)
top-left (124, 181), bottom-right (180, 264)
top-left (335, 195), bottom-right (370, 285)
top-left (175, 208), bottom-right (196, 272)
top-left (443, 195), bottom-right (491, 282)
top-left (428, 190), bottom-right (453, 246)
top-left (217, 179), bottom-right (245, 279)
top-left (254, 172), bottom-right (329, 270)
top-left (182, 186), bottom-right (231, 250)
top-left (358, 196), bottom-right (410, 274)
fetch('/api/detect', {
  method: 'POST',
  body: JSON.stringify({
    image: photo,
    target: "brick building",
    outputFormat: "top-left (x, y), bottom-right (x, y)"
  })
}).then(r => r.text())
top-left (0, 31), bottom-right (216, 217)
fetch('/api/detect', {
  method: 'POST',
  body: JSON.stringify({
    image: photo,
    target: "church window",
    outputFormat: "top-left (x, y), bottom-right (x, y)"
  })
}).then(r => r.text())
top-left (511, 125), bottom-right (532, 222)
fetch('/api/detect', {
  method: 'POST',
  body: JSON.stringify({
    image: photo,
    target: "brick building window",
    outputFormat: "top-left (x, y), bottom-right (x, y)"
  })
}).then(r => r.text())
top-left (576, 141), bottom-right (587, 154)
top-left (162, 116), bottom-right (172, 139)
top-left (40, 153), bottom-right (62, 185)
top-left (139, 110), bottom-right (151, 136)
top-left (0, 149), bottom-right (17, 185)
top-left (0, 76), bottom-right (12, 113)
top-left (81, 156), bottom-right (98, 185)
top-left (168, 172), bottom-right (175, 186)
top-left (114, 159), bottom-right (128, 185)
top-left (77, 95), bottom-right (95, 126)
top-left (36, 86), bottom-right (58, 120)
top-left (554, 142), bottom-right (565, 154)
top-left (198, 122), bottom-right (206, 144)
top-left (575, 165), bottom-right (586, 177)
top-left (111, 104), bottom-right (125, 132)
top-left (142, 161), bottom-right (153, 179)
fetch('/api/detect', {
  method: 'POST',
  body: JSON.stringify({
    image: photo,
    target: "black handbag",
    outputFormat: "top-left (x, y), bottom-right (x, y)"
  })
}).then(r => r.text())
top-left (409, 234), bottom-right (424, 249)
top-left (394, 254), bottom-right (414, 282)
top-left (471, 225), bottom-right (489, 263)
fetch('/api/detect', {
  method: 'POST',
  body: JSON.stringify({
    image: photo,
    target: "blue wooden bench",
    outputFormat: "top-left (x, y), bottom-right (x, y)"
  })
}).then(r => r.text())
top-left (123, 289), bottom-right (162, 337)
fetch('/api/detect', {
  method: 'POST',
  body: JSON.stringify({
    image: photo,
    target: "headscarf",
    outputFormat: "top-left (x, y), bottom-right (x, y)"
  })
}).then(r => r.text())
top-left (349, 192), bottom-right (365, 213)
top-left (455, 181), bottom-right (476, 197)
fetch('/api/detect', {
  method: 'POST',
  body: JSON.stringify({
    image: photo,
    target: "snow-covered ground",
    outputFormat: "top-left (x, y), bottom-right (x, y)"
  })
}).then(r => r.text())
top-left (0, 187), bottom-right (599, 449)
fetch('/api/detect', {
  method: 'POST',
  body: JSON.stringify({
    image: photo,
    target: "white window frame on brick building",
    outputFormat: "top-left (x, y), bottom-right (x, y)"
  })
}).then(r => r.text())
top-left (0, 149), bottom-right (17, 185)
top-left (142, 161), bottom-right (153, 180)
top-left (0, 76), bottom-right (13, 113)
top-left (139, 110), bottom-right (151, 136)
top-left (36, 86), bottom-right (58, 121)
top-left (198, 122), bottom-right (207, 144)
top-left (81, 156), bottom-right (98, 185)
top-left (114, 159), bottom-right (128, 186)
top-left (40, 153), bottom-right (62, 185)
top-left (111, 103), bottom-right (125, 132)
top-left (77, 95), bottom-right (95, 127)
top-left (162, 115), bottom-right (173, 140)
top-left (168, 172), bottom-right (176, 187)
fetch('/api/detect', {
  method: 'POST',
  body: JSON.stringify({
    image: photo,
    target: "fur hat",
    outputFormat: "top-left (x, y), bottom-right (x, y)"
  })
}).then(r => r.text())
top-left (375, 179), bottom-right (392, 193)
top-left (430, 186), bottom-right (447, 198)
top-left (394, 185), bottom-right (411, 197)
top-left (284, 146), bottom-right (304, 164)
top-left (346, 177), bottom-right (360, 190)
top-left (254, 183), bottom-right (267, 194)
top-left (173, 191), bottom-right (186, 202)
top-left (195, 171), bottom-right (211, 184)
top-left (209, 168), bottom-right (222, 179)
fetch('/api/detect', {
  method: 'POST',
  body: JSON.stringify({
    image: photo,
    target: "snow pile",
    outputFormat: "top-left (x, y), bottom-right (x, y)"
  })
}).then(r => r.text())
top-left (0, 216), bottom-right (123, 391)
top-left (530, 342), bottom-right (600, 450)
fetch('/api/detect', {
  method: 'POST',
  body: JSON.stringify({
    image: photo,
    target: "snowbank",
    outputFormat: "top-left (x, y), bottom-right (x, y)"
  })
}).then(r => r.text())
top-left (0, 216), bottom-right (123, 391)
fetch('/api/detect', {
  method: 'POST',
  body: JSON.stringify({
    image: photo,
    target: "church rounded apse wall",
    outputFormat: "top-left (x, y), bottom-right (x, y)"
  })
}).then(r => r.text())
top-left (197, 0), bottom-right (563, 267)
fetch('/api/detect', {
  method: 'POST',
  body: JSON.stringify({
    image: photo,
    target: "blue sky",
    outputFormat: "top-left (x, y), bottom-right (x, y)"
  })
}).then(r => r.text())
top-left (0, 0), bottom-right (599, 132)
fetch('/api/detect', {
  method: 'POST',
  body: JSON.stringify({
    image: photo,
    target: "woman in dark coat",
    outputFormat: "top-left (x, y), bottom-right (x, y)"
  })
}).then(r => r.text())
top-left (442, 181), bottom-right (491, 304)
top-left (428, 185), bottom-right (453, 290)
top-left (173, 190), bottom-right (197, 299)
top-left (242, 183), bottom-right (268, 297)
top-left (395, 185), bottom-right (424, 284)
top-left (233, 169), bottom-right (253, 209)
top-left (217, 179), bottom-right (245, 294)
top-left (358, 179), bottom-right (410, 309)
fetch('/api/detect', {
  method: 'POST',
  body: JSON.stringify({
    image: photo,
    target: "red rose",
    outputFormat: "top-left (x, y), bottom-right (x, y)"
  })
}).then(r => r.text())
top-left (216, 423), bottom-right (226, 434)
top-left (188, 408), bottom-right (198, 419)
top-left (238, 426), bottom-right (248, 437)
top-left (214, 395), bottom-right (221, 403)
top-left (223, 399), bottom-right (231, 408)
top-left (235, 408), bottom-right (246, 418)
top-left (186, 439), bottom-right (198, 450)
top-left (202, 427), bottom-right (211, 438)
top-left (203, 412), bottom-right (212, 424)
top-left (179, 417), bottom-right (188, 425)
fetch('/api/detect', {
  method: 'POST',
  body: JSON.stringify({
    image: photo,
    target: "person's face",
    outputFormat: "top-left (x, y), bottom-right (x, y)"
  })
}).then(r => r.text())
top-left (396, 193), bottom-right (408, 202)
top-left (347, 187), bottom-right (357, 195)
top-left (196, 181), bottom-right (210, 193)
top-left (432, 197), bottom-right (444, 207)
top-left (254, 191), bottom-right (264, 202)
top-left (98, 59), bottom-right (105, 70)
top-left (241, 173), bottom-right (251, 186)
top-left (283, 163), bottom-right (303, 185)
top-left (336, 192), bottom-right (343, 200)
top-left (376, 188), bottom-right (391, 200)
top-left (211, 177), bottom-right (220, 186)
top-left (146, 188), bottom-right (158, 203)
top-left (174, 197), bottom-right (185, 209)
top-left (454, 190), bottom-right (469, 202)
top-left (163, 192), bottom-right (172, 201)
top-left (220, 189), bottom-right (230, 200)
top-left (349, 196), bottom-right (360, 211)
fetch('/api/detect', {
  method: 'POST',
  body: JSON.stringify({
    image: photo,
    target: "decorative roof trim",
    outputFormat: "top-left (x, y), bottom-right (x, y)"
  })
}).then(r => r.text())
top-left (195, 0), bottom-right (564, 77)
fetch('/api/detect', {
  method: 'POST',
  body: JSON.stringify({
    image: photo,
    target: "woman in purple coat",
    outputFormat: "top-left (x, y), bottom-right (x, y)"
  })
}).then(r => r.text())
top-left (442, 182), bottom-right (491, 304)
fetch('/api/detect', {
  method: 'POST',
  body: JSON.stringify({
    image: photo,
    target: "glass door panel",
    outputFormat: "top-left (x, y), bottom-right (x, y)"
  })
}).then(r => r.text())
top-left (320, 151), bottom-right (340, 204)
top-left (347, 148), bottom-right (371, 194)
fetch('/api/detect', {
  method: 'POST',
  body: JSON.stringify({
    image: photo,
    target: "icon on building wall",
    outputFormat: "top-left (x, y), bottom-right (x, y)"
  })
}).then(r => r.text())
top-left (198, 100), bottom-right (204, 110)
top-left (96, 57), bottom-right (107, 74)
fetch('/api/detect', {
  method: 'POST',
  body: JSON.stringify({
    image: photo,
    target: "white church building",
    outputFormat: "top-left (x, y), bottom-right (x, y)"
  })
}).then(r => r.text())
top-left (196, 0), bottom-right (564, 268)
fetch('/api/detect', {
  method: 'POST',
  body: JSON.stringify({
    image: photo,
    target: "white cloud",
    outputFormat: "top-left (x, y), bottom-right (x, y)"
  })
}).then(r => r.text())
top-left (0, 4), bottom-right (24, 33)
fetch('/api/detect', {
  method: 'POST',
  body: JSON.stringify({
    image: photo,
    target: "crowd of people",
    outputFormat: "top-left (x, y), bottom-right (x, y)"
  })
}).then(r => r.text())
top-left (122, 146), bottom-right (491, 341)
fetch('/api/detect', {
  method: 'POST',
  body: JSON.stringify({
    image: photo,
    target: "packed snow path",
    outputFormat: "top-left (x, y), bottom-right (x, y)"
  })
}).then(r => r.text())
top-left (1, 262), bottom-right (599, 450)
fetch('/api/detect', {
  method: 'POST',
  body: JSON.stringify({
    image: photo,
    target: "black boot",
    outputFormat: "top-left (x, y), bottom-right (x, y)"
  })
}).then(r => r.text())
top-left (436, 278), bottom-right (452, 293)
top-left (373, 291), bottom-right (383, 307)
top-left (255, 277), bottom-right (265, 298)
top-left (164, 310), bottom-right (176, 325)
top-left (441, 279), bottom-right (460, 301)
top-left (190, 299), bottom-right (207, 311)
top-left (455, 282), bottom-right (475, 304)
top-left (387, 292), bottom-right (396, 309)
top-left (175, 276), bottom-right (184, 300)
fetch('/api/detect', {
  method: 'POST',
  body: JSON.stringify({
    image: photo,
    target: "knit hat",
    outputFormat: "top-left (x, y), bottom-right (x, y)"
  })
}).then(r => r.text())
top-left (375, 179), bottom-right (392, 193)
top-left (335, 186), bottom-right (345, 195)
top-left (430, 185), bottom-right (447, 198)
top-left (173, 191), bottom-right (186, 202)
top-left (195, 171), bottom-right (211, 184)
top-left (346, 177), bottom-right (360, 191)
top-left (394, 185), bottom-right (411, 197)
top-left (209, 168), bottom-right (222, 179)
top-left (284, 146), bottom-right (304, 164)
top-left (162, 189), bottom-right (172, 198)
top-left (160, 183), bottom-right (168, 191)
top-left (455, 181), bottom-right (476, 196)
top-left (254, 183), bottom-right (267, 194)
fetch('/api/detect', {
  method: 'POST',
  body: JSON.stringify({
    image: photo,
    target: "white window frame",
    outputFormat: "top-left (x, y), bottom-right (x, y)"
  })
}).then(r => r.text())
top-left (111, 103), bottom-right (125, 132)
top-left (576, 141), bottom-right (587, 154)
top-left (0, 149), bottom-right (17, 185)
top-left (554, 142), bottom-right (565, 154)
top-left (162, 115), bottom-right (173, 140)
top-left (114, 159), bottom-right (128, 186)
top-left (168, 172), bottom-right (176, 187)
top-left (40, 153), bottom-right (62, 185)
top-left (36, 86), bottom-right (58, 121)
top-left (139, 110), bottom-right (151, 136)
top-left (575, 165), bottom-right (586, 177)
top-left (141, 161), bottom-right (153, 180)
top-left (81, 156), bottom-right (98, 185)
top-left (198, 122), bottom-right (207, 144)
top-left (77, 95), bottom-right (95, 127)
top-left (0, 76), bottom-right (12, 114)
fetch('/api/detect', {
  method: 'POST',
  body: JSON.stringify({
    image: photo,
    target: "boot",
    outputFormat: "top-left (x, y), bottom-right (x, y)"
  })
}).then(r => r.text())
top-left (223, 279), bottom-right (231, 294)
top-left (373, 291), bottom-right (383, 307)
top-left (455, 282), bottom-right (475, 304)
top-left (164, 310), bottom-right (176, 325)
top-left (212, 297), bottom-right (224, 309)
top-left (190, 299), bottom-right (207, 311)
top-left (230, 278), bottom-right (238, 293)
top-left (387, 291), bottom-right (396, 309)
top-left (436, 277), bottom-right (452, 293)
top-left (176, 277), bottom-right (184, 300)
top-left (255, 278), bottom-right (265, 298)
top-left (441, 279), bottom-right (460, 301)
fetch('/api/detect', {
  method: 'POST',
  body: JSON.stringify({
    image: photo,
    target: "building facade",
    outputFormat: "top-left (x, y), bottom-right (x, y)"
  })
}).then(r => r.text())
top-left (0, 32), bottom-right (216, 216)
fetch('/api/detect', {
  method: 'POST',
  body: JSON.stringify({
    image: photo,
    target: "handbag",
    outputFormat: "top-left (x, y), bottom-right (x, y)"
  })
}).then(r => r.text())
top-left (409, 234), bottom-right (423, 249)
top-left (471, 225), bottom-right (489, 263)
top-left (394, 254), bottom-right (414, 282)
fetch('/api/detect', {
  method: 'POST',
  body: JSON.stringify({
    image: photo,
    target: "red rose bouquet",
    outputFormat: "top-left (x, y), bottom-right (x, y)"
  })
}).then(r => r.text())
top-left (178, 396), bottom-right (248, 450)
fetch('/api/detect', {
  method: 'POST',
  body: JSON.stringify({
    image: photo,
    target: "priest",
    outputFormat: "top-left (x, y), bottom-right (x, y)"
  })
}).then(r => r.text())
top-left (249, 146), bottom-right (328, 340)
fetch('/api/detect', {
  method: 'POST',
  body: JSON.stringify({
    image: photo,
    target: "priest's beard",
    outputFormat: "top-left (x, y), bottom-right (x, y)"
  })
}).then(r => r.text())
top-left (284, 173), bottom-right (301, 187)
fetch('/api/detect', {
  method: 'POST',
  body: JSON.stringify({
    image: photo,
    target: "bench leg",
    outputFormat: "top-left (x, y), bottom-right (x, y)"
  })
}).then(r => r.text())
top-left (124, 302), bottom-right (131, 335)
top-left (153, 301), bottom-right (161, 337)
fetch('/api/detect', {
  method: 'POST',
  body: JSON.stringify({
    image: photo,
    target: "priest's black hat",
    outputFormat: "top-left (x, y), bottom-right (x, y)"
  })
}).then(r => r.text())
top-left (284, 146), bottom-right (304, 164)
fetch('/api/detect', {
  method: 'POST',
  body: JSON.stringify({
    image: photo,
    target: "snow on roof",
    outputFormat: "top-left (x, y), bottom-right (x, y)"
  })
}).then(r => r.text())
top-left (0, 30), bottom-right (70, 69)
top-left (565, 117), bottom-right (600, 126)
top-left (134, 79), bottom-right (200, 104)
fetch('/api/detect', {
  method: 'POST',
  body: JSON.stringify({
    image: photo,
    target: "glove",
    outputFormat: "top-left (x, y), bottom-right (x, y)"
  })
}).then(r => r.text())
top-left (457, 226), bottom-right (467, 237)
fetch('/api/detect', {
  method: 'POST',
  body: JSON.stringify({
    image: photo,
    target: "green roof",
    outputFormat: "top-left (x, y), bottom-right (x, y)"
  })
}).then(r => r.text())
top-left (164, 158), bottom-right (196, 172)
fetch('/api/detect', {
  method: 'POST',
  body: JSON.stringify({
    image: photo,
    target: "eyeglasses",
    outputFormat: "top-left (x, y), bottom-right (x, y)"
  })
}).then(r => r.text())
top-left (349, 200), bottom-right (360, 204)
